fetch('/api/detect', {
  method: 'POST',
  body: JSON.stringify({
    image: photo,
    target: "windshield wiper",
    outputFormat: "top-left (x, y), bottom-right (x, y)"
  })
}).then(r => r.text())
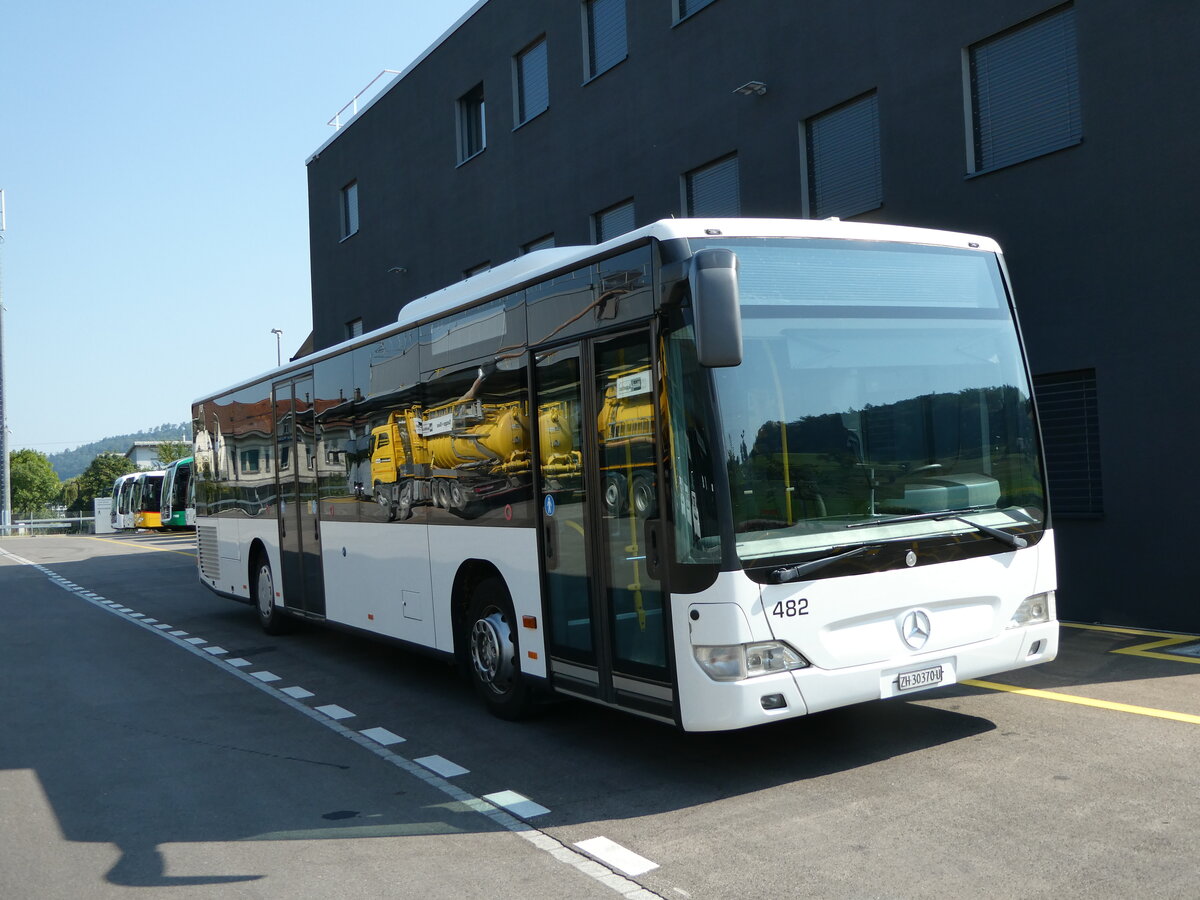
top-left (768, 545), bottom-right (872, 584)
top-left (846, 508), bottom-right (1028, 550)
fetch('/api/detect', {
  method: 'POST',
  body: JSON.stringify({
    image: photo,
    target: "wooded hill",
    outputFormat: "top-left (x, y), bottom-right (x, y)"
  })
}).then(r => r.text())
top-left (48, 422), bottom-right (191, 480)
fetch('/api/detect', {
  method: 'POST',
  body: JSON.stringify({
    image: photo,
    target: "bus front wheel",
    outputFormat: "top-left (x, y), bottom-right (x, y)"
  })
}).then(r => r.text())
top-left (253, 553), bottom-right (290, 635)
top-left (466, 578), bottom-right (533, 719)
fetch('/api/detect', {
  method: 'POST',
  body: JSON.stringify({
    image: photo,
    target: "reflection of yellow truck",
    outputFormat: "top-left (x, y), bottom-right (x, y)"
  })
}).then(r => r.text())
top-left (369, 366), bottom-right (658, 519)
top-left (370, 398), bottom-right (531, 518)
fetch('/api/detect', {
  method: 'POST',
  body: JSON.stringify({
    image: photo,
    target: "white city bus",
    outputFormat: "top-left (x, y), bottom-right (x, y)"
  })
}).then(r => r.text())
top-left (192, 218), bottom-right (1057, 732)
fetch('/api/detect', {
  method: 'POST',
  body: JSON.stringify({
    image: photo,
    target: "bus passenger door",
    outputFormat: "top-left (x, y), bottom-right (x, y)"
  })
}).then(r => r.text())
top-left (535, 329), bottom-right (673, 721)
top-left (273, 374), bottom-right (327, 618)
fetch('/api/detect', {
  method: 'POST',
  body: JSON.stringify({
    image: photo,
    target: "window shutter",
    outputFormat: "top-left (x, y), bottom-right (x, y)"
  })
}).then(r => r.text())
top-left (596, 201), bottom-right (635, 242)
top-left (1033, 369), bottom-right (1103, 518)
top-left (587, 0), bottom-right (627, 77)
top-left (686, 155), bottom-right (740, 217)
top-left (517, 40), bottom-right (549, 123)
top-left (806, 92), bottom-right (882, 218)
top-left (970, 5), bottom-right (1081, 172)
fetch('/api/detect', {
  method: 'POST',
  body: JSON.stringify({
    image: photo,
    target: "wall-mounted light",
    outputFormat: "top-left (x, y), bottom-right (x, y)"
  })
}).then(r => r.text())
top-left (733, 81), bottom-right (767, 97)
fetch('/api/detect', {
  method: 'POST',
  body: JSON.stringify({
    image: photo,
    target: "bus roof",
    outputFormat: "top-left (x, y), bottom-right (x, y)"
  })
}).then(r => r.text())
top-left (194, 217), bottom-right (1000, 403)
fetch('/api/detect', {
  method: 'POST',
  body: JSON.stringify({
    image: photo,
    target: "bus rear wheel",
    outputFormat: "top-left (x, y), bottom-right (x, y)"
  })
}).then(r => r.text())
top-left (465, 578), bottom-right (533, 719)
top-left (253, 552), bottom-right (290, 635)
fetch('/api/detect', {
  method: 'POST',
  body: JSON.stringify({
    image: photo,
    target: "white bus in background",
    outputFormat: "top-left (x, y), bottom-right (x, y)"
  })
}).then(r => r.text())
top-left (191, 218), bottom-right (1057, 732)
top-left (110, 473), bottom-right (139, 531)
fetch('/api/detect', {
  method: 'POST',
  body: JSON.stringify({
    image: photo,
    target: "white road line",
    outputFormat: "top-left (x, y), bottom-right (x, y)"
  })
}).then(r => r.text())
top-left (574, 837), bottom-right (660, 877)
top-left (360, 726), bottom-right (405, 746)
top-left (415, 755), bottom-right (469, 777)
top-left (281, 686), bottom-right (314, 699)
top-left (249, 671), bottom-right (281, 683)
top-left (483, 790), bottom-right (550, 818)
top-left (314, 704), bottom-right (355, 720)
top-left (185, 637), bottom-right (207, 645)
top-left (203, 646), bottom-right (228, 655)
top-left (226, 658), bottom-right (252, 667)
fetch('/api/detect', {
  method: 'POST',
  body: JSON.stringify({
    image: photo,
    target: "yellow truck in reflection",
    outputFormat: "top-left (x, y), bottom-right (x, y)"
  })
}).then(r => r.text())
top-left (369, 366), bottom-right (657, 520)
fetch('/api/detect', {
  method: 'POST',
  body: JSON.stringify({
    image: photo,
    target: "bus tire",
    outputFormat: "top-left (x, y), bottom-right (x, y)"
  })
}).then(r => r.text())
top-left (253, 552), bottom-right (290, 635)
top-left (632, 473), bottom-right (657, 518)
top-left (465, 577), bottom-right (532, 719)
top-left (602, 472), bottom-right (628, 517)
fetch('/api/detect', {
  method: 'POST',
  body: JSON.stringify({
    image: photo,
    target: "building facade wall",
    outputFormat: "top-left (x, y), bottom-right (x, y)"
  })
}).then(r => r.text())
top-left (306, 0), bottom-right (1200, 631)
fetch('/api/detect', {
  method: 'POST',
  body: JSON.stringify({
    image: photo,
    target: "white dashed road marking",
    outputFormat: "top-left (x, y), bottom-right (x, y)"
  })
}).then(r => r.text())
top-left (483, 790), bottom-right (550, 818)
top-left (360, 726), bottom-right (405, 746)
top-left (574, 837), bottom-right (660, 877)
top-left (314, 704), bottom-right (355, 720)
top-left (415, 755), bottom-right (470, 778)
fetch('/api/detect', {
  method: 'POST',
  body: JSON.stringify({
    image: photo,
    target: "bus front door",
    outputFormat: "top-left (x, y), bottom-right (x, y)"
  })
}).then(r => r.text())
top-left (535, 329), bottom-right (674, 722)
top-left (273, 374), bottom-right (327, 618)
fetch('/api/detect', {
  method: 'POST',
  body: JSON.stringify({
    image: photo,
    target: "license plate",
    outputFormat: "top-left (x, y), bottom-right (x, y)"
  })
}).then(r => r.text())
top-left (897, 665), bottom-right (944, 692)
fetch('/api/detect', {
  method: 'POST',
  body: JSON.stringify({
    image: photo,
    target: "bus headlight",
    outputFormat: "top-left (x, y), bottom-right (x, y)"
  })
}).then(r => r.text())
top-left (1008, 591), bottom-right (1054, 628)
top-left (694, 642), bottom-right (809, 682)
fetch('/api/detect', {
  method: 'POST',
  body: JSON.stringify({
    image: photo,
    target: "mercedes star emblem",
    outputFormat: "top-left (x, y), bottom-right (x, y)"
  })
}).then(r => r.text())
top-left (900, 609), bottom-right (932, 650)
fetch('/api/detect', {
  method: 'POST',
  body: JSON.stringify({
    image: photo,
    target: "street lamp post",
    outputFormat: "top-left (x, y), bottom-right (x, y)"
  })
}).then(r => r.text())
top-left (271, 328), bottom-right (283, 367)
top-left (0, 189), bottom-right (10, 534)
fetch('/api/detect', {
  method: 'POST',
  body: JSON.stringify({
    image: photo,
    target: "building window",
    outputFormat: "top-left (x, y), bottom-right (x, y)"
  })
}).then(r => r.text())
top-left (583, 0), bottom-right (627, 81)
top-left (345, 318), bottom-right (363, 340)
top-left (1033, 369), bottom-right (1103, 518)
top-left (340, 181), bottom-right (359, 240)
top-left (464, 261), bottom-right (491, 278)
top-left (966, 4), bottom-right (1081, 174)
top-left (457, 83), bottom-right (486, 162)
top-left (514, 38), bottom-right (549, 126)
top-left (675, 0), bottom-right (717, 21)
top-left (803, 91), bottom-right (882, 219)
top-left (684, 154), bottom-right (740, 217)
top-left (593, 199), bottom-right (635, 242)
top-left (522, 234), bottom-right (555, 253)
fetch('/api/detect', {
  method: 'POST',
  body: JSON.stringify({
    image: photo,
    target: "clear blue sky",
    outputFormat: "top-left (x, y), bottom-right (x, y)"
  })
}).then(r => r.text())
top-left (0, 0), bottom-right (480, 455)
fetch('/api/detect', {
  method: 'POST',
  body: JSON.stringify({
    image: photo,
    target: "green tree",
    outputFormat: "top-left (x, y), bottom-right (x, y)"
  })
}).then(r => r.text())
top-left (74, 453), bottom-right (139, 514)
top-left (10, 449), bottom-right (61, 517)
top-left (154, 440), bottom-right (191, 468)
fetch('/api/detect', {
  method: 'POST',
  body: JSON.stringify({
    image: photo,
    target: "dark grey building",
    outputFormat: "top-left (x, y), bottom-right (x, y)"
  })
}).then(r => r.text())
top-left (305, 0), bottom-right (1200, 632)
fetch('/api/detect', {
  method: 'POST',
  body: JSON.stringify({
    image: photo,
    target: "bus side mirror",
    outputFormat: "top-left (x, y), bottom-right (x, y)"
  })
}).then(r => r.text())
top-left (689, 249), bottom-right (743, 367)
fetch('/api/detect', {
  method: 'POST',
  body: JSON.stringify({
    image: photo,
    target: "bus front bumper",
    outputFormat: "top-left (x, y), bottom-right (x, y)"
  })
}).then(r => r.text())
top-left (678, 621), bottom-right (1058, 732)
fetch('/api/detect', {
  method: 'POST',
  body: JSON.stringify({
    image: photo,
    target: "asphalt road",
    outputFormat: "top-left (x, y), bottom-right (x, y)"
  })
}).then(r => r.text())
top-left (2, 532), bottom-right (1198, 899)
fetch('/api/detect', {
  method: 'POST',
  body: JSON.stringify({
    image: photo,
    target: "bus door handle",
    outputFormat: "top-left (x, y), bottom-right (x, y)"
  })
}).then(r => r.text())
top-left (644, 518), bottom-right (662, 581)
top-left (543, 516), bottom-right (558, 570)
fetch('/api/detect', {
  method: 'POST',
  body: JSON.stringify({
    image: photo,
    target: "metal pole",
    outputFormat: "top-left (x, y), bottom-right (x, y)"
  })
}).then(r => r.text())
top-left (271, 328), bottom-right (282, 367)
top-left (0, 189), bottom-right (11, 534)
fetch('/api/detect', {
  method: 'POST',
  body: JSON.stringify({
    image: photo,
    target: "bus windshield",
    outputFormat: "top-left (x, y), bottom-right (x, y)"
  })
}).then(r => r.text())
top-left (695, 238), bottom-right (1045, 563)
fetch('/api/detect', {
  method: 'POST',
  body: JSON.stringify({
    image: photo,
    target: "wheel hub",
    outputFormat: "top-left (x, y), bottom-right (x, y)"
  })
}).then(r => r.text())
top-left (470, 609), bottom-right (514, 693)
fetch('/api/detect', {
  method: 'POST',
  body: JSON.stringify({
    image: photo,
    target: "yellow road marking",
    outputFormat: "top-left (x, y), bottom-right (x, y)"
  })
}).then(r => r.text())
top-left (82, 535), bottom-right (196, 558)
top-left (964, 679), bottom-right (1200, 726)
top-left (1062, 621), bottom-right (1200, 665)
